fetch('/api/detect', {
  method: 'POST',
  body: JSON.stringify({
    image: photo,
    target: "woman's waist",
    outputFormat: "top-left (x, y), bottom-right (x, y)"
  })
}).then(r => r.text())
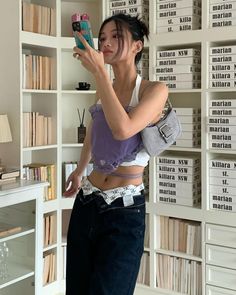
top-left (88, 166), bottom-right (144, 191)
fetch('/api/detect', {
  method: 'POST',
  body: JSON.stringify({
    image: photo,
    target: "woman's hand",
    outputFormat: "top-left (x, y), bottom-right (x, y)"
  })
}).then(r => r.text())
top-left (73, 32), bottom-right (104, 74)
top-left (63, 169), bottom-right (82, 198)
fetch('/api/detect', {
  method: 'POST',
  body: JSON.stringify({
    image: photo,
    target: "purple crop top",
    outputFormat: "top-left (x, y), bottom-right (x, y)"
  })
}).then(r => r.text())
top-left (89, 103), bottom-right (143, 174)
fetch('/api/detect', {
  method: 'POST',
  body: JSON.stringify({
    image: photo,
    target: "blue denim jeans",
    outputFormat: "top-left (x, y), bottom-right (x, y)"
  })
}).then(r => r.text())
top-left (66, 188), bottom-right (146, 295)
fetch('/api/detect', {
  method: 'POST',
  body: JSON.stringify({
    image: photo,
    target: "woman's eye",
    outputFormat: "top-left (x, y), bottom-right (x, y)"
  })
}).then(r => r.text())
top-left (99, 37), bottom-right (105, 43)
top-left (113, 34), bottom-right (122, 39)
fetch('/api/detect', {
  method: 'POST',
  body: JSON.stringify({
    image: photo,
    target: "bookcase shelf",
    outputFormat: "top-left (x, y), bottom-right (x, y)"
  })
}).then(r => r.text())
top-left (1, 0), bottom-right (236, 294)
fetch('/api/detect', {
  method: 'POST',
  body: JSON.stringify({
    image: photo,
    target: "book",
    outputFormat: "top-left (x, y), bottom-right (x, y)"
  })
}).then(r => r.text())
top-left (157, 48), bottom-right (200, 59)
top-left (0, 169), bottom-right (20, 180)
top-left (210, 99), bottom-right (236, 108)
top-left (210, 45), bottom-right (236, 55)
top-left (208, 125), bottom-right (236, 134)
top-left (157, 7), bottom-right (201, 19)
top-left (209, 2), bottom-right (235, 13)
top-left (157, 0), bottom-right (201, 11)
top-left (0, 177), bottom-right (17, 184)
top-left (157, 56), bottom-right (201, 66)
top-left (155, 65), bottom-right (201, 74)
top-left (0, 222), bottom-right (22, 237)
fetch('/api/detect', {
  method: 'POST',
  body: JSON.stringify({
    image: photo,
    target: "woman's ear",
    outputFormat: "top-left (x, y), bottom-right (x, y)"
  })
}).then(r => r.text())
top-left (135, 40), bottom-right (143, 54)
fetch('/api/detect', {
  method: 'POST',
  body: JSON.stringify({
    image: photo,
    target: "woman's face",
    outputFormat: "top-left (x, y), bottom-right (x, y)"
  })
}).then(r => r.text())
top-left (98, 20), bottom-right (134, 65)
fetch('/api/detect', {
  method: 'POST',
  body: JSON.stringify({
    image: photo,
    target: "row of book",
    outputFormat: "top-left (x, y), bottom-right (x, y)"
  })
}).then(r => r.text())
top-left (109, 0), bottom-right (149, 25)
top-left (209, 45), bottom-right (236, 88)
top-left (159, 216), bottom-right (201, 256)
top-left (156, 0), bottom-right (201, 34)
top-left (137, 252), bottom-right (150, 285)
top-left (156, 48), bottom-right (201, 89)
top-left (209, 158), bottom-right (236, 212)
top-left (173, 108), bottom-right (201, 148)
top-left (22, 54), bottom-right (53, 90)
top-left (22, 2), bottom-right (56, 36)
top-left (208, 99), bottom-right (236, 151)
top-left (44, 214), bottom-right (57, 248)
top-left (43, 252), bottom-right (56, 286)
top-left (156, 154), bottom-right (201, 207)
top-left (209, 0), bottom-right (236, 28)
top-left (156, 254), bottom-right (202, 295)
top-left (22, 163), bottom-right (56, 201)
top-left (23, 112), bottom-right (53, 147)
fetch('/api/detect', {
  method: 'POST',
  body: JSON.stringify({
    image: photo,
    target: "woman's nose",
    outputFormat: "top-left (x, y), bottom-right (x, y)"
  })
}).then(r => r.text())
top-left (104, 40), bottom-right (112, 47)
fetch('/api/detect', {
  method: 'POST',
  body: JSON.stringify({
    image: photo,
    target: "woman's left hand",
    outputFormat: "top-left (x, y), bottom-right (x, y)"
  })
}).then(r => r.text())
top-left (73, 32), bottom-right (104, 74)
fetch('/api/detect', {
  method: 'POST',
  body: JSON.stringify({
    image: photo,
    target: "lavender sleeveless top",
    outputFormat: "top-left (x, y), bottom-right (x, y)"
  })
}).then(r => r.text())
top-left (89, 76), bottom-right (144, 174)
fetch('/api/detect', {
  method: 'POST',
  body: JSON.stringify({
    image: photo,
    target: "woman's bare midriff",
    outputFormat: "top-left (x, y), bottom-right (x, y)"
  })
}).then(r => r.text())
top-left (87, 165), bottom-right (144, 191)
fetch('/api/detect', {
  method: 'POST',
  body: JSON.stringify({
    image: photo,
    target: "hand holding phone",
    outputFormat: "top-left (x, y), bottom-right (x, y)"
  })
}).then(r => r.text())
top-left (72, 13), bottom-right (94, 49)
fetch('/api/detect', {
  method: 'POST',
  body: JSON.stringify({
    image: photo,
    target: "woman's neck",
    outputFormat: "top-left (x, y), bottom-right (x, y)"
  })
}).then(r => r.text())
top-left (112, 66), bottom-right (137, 90)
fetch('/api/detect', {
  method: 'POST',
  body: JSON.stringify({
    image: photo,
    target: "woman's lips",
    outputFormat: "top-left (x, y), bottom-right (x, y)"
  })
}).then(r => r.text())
top-left (103, 50), bottom-right (113, 55)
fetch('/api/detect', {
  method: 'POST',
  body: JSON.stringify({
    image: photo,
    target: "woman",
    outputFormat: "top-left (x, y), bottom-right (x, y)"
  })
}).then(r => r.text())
top-left (64, 13), bottom-right (168, 295)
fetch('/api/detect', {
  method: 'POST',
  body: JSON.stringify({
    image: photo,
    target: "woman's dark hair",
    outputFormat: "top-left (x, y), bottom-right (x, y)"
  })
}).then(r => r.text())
top-left (98, 13), bottom-right (149, 65)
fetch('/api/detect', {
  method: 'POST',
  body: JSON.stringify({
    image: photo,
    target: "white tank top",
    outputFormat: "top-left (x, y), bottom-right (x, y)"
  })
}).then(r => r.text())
top-left (96, 75), bottom-right (150, 167)
top-left (120, 74), bottom-right (150, 167)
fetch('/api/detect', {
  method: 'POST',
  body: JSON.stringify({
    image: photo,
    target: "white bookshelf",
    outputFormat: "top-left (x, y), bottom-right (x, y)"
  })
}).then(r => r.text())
top-left (1, 0), bottom-right (236, 294)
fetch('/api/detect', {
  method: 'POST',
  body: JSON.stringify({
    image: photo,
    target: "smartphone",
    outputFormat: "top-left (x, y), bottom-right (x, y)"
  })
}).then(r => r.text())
top-left (72, 13), bottom-right (94, 49)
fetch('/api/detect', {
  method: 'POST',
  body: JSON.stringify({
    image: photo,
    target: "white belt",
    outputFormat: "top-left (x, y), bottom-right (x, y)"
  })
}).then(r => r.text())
top-left (81, 177), bottom-right (144, 205)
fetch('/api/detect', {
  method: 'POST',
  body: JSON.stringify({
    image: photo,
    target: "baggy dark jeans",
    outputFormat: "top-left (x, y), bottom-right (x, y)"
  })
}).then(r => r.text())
top-left (66, 188), bottom-right (146, 295)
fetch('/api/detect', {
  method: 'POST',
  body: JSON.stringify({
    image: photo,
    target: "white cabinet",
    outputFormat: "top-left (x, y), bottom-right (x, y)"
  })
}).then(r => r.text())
top-left (0, 180), bottom-right (46, 295)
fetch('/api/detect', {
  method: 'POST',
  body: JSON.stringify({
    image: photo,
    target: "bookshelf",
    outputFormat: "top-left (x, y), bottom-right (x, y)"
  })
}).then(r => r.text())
top-left (1, 0), bottom-right (236, 295)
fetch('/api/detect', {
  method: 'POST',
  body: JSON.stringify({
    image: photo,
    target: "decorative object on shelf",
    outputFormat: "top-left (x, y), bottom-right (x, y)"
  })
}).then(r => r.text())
top-left (141, 99), bottom-right (182, 156)
top-left (77, 108), bottom-right (86, 143)
top-left (75, 81), bottom-right (91, 90)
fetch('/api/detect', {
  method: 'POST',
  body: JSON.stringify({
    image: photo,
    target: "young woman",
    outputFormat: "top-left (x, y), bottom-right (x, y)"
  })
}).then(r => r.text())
top-left (64, 13), bottom-right (168, 295)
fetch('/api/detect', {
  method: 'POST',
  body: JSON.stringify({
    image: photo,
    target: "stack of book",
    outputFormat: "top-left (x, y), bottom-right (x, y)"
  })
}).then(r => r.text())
top-left (208, 99), bottom-right (236, 150)
top-left (44, 214), bottom-right (57, 247)
top-left (23, 112), bottom-right (52, 147)
top-left (209, 158), bottom-right (236, 212)
top-left (156, 0), bottom-right (201, 34)
top-left (137, 49), bottom-right (149, 80)
top-left (209, 45), bottom-right (236, 88)
top-left (43, 252), bottom-right (56, 285)
top-left (0, 168), bottom-right (20, 184)
top-left (22, 54), bottom-right (53, 90)
top-left (156, 154), bottom-right (201, 207)
top-left (109, 0), bottom-right (149, 26)
top-left (137, 251), bottom-right (150, 285)
top-left (156, 254), bottom-right (202, 293)
top-left (209, 0), bottom-right (236, 29)
top-left (155, 48), bottom-right (201, 89)
top-left (22, 163), bottom-right (56, 201)
top-left (22, 2), bottom-right (56, 36)
top-left (173, 107), bottom-right (201, 148)
top-left (159, 216), bottom-right (201, 256)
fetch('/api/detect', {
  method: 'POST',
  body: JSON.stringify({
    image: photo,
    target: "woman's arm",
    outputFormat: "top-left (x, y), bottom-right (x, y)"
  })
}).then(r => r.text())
top-left (73, 34), bottom-right (168, 140)
top-left (63, 120), bottom-right (92, 197)
top-left (95, 71), bottom-right (168, 139)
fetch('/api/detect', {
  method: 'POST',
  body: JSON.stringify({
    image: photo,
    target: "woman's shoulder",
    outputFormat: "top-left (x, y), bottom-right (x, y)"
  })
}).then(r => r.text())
top-left (139, 79), bottom-right (168, 101)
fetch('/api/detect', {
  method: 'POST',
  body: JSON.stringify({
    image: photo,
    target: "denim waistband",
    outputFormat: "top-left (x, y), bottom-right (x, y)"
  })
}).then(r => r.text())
top-left (81, 177), bottom-right (144, 205)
